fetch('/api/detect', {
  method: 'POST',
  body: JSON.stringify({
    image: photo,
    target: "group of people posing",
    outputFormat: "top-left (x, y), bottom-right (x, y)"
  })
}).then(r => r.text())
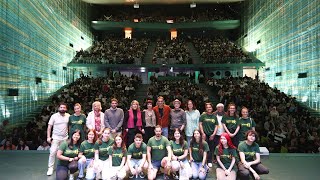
top-left (47, 96), bottom-right (269, 180)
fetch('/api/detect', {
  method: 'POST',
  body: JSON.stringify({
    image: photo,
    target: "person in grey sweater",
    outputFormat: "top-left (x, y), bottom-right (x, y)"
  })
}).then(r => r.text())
top-left (104, 98), bottom-right (124, 138)
top-left (170, 99), bottom-right (186, 138)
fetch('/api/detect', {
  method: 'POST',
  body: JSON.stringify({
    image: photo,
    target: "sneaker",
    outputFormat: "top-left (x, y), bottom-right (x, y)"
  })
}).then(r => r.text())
top-left (128, 173), bottom-right (134, 179)
top-left (207, 163), bottom-right (213, 168)
top-left (69, 174), bottom-right (74, 180)
top-left (139, 172), bottom-right (145, 178)
top-left (46, 167), bottom-right (53, 176)
top-left (172, 172), bottom-right (179, 179)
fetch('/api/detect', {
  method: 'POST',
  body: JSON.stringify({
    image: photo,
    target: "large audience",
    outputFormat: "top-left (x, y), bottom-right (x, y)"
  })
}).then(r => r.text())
top-left (72, 38), bottom-right (149, 64)
top-left (96, 5), bottom-right (238, 23)
top-left (192, 37), bottom-right (252, 64)
top-left (153, 39), bottom-right (192, 64)
top-left (207, 76), bottom-right (320, 153)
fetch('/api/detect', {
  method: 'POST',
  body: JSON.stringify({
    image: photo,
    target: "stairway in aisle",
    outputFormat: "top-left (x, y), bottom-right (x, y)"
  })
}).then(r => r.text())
top-left (142, 42), bottom-right (156, 64)
top-left (134, 84), bottom-right (150, 105)
top-left (198, 83), bottom-right (220, 105)
top-left (186, 42), bottom-right (202, 64)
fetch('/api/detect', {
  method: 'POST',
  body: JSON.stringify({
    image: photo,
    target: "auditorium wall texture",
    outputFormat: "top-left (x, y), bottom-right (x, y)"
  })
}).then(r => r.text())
top-left (239, 0), bottom-right (320, 110)
top-left (0, 0), bottom-right (93, 123)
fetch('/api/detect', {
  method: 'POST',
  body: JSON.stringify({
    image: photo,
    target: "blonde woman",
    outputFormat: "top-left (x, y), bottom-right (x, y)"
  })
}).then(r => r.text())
top-left (124, 100), bottom-right (145, 147)
top-left (86, 101), bottom-right (105, 136)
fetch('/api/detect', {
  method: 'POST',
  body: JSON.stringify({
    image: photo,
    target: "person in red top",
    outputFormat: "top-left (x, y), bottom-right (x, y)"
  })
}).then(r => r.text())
top-left (153, 96), bottom-right (171, 138)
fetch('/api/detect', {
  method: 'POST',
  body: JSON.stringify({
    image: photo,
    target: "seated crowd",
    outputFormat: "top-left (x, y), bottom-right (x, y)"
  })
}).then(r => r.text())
top-left (153, 39), bottom-right (192, 64)
top-left (96, 5), bottom-right (237, 23)
top-left (207, 76), bottom-right (320, 153)
top-left (72, 38), bottom-right (149, 64)
top-left (192, 37), bottom-right (252, 64)
top-left (43, 95), bottom-right (270, 180)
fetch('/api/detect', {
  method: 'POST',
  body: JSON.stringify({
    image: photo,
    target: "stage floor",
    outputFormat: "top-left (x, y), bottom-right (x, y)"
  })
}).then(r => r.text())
top-left (0, 151), bottom-right (319, 180)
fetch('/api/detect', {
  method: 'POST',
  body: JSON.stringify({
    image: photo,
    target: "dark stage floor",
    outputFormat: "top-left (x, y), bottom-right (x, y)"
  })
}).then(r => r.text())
top-left (0, 151), bottom-right (319, 180)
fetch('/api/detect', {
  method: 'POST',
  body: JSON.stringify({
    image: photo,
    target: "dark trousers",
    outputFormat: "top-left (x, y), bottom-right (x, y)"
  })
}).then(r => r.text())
top-left (144, 127), bottom-right (155, 143)
top-left (56, 164), bottom-right (78, 180)
top-left (238, 162), bottom-right (269, 180)
top-left (206, 134), bottom-right (215, 163)
top-left (126, 128), bottom-right (143, 147)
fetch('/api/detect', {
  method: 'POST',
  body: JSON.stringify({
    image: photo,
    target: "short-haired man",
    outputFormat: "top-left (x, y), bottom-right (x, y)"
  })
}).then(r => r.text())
top-left (126, 134), bottom-right (148, 178)
top-left (153, 96), bottom-right (171, 138)
top-left (46, 103), bottom-right (70, 176)
top-left (147, 125), bottom-right (172, 180)
top-left (104, 98), bottom-right (124, 138)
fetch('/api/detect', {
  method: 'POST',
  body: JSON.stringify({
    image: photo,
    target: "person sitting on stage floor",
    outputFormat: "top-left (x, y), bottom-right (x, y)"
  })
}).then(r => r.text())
top-left (189, 129), bottom-right (209, 180)
top-left (238, 130), bottom-right (269, 180)
top-left (94, 128), bottom-right (114, 180)
top-left (147, 125), bottom-right (172, 180)
top-left (214, 133), bottom-right (238, 180)
top-left (78, 129), bottom-right (97, 179)
top-left (125, 133), bottom-right (148, 178)
top-left (170, 128), bottom-right (192, 179)
top-left (106, 134), bottom-right (127, 180)
top-left (56, 129), bottom-right (81, 180)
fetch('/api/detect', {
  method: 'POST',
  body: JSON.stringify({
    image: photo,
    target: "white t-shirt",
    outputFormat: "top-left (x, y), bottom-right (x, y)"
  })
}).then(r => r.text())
top-left (216, 114), bottom-right (225, 136)
top-left (48, 112), bottom-right (70, 140)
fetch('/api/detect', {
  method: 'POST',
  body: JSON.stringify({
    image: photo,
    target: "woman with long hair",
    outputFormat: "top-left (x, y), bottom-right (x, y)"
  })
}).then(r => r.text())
top-left (56, 129), bottom-right (81, 180)
top-left (94, 128), bottom-right (114, 179)
top-left (238, 130), bottom-right (269, 180)
top-left (123, 100), bottom-right (145, 147)
top-left (170, 128), bottom-right (192, 179)
top-left (0, 139), bottom-right (16, 150)
top-left (189, 129), bottom-right (209, 180)
top-left (185, 100), bottom-right (200, 147)
top-left (86, 101), bottom-right (105, 136)
top-left (238, 107), bottom-right (256, 141)
top-left (222, 103), bottom-right (240, 146)
top-left (199, 102), bottom-right (218, 167)
top-left (16, 138), bottom-right (29, 150)
top-left (106, 134), bottom-right (127, 180)
top-left (77, 129), bottom-right (97, 179)
top-left (143, 100), bottom-right (156, 143)
top-left (214, 133), bottom-right (237, 180)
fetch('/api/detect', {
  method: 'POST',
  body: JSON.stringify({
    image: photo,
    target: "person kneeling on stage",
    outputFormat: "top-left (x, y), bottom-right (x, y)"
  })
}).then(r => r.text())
top-left (147, 125), bottom-right (172, 180)
top-left (78, 129), bottom-right (97, 180)
top-left (170, 128), bottom-right (192, 179)
top-left (238, 130), bottom-right (269, 180)
top-left (94, 128), bottom-right (114, 179)
top-left (105, 134), bottom-right (127, 180)
top-left (125, 133), bottom-right (148, 178)
top-left (56, 129), bottom-right (81, 180)
top-left (189, 129), bottom-right (209, 180)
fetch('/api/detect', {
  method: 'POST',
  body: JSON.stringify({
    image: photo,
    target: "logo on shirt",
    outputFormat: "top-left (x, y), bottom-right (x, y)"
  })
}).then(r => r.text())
top-left (173, 148), bottom-right (183, 153)
top-left (220, 154), bottom-right (232, 159)
top-left (84, 149), bottom-right (94, 153)
top-left (72, 120), bottom-right (83, 124)
top-left (99, 147), bottom-right (110, 152)
top-left (226, 120), bottom-right (236, 124)
top-left (152, 145), bottom-right (164, 150)
top-left (241, 123), bottom-right (251, 127)
top-left (205, 118), bottom-right (216, 123)
top-left (65, 149), bottom-right (78, 155)
top-left (113, 153), bottom-right (123, 158)
top-left (244, 152), bottom-right (255, 156)
top-left (133, 152), bottom-right (143, 157)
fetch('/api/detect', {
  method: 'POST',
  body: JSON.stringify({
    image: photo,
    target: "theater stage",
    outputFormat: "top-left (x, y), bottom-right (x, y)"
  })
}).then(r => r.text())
top-left (0, 151), bottom-right (319, 180)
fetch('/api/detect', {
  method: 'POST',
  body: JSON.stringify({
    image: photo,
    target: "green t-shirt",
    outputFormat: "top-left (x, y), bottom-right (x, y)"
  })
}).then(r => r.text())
top-left (57, 141), bottom-right (79, 166)
top-left (94, 138), bottom-right (114, 160)
top-left (238, 141), bottom-right (260, 162)
top-left (80, 140), bottom-right (95, 159)
top-left (199, 113), bottom-right (218, 135)
top-left (170, 140), bottom-right (188, 158)
top-left (147, 136), bottom-right (170, 161)
top-left (221, 116), bottom-right (239, 133)
top-left (238, 117), bottom-right (256, 141)
top-left (214, 145), bottom-right (238, 170)
top-left (190, 141), bottom-right (210, 162)
top-left (69, 114), bottom-right (86, 138)
top-left (127, 142), bottom-right (147, 159)
top-left (108, 147), bottom-right (127, 166)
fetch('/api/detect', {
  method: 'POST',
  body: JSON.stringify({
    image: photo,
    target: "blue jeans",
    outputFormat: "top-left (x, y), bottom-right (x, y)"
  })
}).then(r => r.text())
top-left (162, 127), bottom-right (169, 138)
top-left (186, 136), bottom-right (192, 148)
top-left (191, 162), bottom-right (208, 180)
top-left (78, 158), bottom-right (94, 179)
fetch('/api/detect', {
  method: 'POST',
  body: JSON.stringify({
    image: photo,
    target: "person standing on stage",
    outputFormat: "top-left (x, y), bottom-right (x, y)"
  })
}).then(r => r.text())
top-left (169, 99), bottom-right (186, 138)
top-left (69, 103), bottom-right (86, 141)
top-left (47, 103), bottom-right (70, 176)
top-left (185, 100), bottom-right (200, 147)
top-left (238, 107), bottom-right (256, 141)
top-left (143, 100), bottom-right (156, 143)
top-left (222, 103), bottom-right (240, 146)
top-left (199, 102), bottom-right (218, 168)
top-left (153, 96), bottom-right (171, 138)
top-left (86, 101), bottom-right (105, 136)
top-left (104, 98), bottom-right (124, 138)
